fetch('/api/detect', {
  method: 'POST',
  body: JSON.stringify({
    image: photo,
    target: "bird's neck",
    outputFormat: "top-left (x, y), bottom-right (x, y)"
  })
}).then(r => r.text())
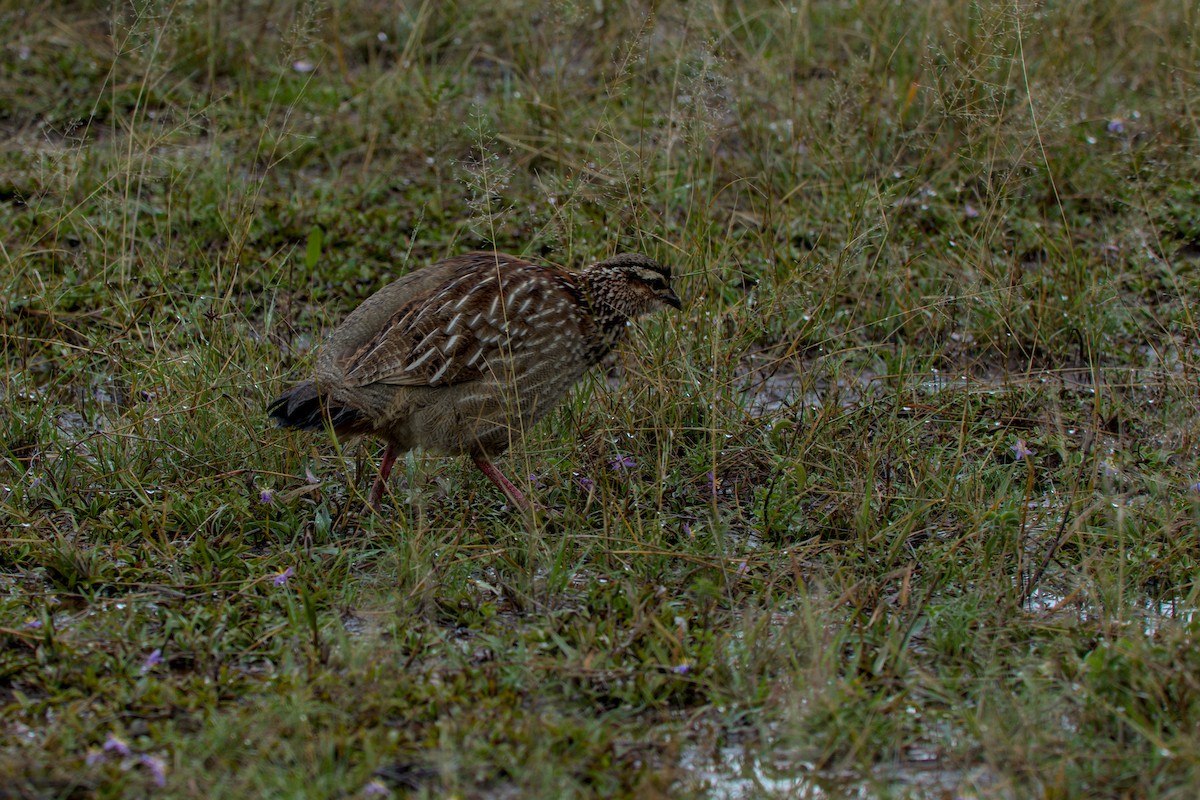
top-left (581, 270), bottom-right (630, 361)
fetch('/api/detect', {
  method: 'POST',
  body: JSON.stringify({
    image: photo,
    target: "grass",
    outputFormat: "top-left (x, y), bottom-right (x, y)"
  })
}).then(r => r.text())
top-left (2, 0), bottom-right (1200, 796)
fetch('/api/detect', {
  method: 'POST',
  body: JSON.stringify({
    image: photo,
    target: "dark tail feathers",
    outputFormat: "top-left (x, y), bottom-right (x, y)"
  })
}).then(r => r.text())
top-left (267, 381), bottom-right (367, 434)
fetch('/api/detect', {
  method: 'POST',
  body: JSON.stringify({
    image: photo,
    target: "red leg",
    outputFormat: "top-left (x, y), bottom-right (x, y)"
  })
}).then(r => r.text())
top-left (369, 444), bottom-right (399, 511)
top-left (473, 457), bottom-right (530, 511)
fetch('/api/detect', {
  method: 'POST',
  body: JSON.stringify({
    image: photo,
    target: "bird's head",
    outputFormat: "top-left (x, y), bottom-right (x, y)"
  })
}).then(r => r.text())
top-left (584, 253), bottom-right (681, 318)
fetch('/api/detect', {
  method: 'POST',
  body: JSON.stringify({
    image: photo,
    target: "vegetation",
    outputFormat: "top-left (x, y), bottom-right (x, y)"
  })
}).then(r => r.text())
top-left (3, 0), bottom-right (1200, 796)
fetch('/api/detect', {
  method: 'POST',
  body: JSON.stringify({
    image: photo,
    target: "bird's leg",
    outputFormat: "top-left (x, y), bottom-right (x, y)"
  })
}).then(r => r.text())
top-left (473, 457), bottom-right (530, 511)
top-left (369, 443), bottom-right (399, 511)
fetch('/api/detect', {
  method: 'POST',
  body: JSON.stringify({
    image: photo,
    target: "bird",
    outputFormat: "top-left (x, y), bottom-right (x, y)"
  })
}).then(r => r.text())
top-left (268, 251), bottom-right (681, 511)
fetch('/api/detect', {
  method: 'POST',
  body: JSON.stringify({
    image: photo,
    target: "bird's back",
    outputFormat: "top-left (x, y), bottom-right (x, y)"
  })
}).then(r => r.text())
top-left (313, 252), bottom-right (603, 457)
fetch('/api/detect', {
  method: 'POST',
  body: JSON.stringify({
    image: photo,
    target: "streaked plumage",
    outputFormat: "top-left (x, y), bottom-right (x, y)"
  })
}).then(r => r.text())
top-left (268, 251), bottom-right (680, 510)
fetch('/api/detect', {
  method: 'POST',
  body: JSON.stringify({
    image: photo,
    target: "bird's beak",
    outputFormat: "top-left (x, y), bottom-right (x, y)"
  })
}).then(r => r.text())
top-left (662, 288), bottom-right (682, 310)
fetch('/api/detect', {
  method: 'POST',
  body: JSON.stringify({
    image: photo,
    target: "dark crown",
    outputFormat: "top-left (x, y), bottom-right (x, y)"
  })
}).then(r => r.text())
top-left (594, 253), bottom-right (670, 279)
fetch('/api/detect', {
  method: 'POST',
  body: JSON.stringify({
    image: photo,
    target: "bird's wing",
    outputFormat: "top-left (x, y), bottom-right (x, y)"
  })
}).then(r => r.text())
top-left (339, 254), bottom-right (575, 388)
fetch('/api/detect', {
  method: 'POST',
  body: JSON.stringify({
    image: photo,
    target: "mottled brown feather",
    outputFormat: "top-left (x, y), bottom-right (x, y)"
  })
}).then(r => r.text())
top-left (269, 250), bottom-right (680, 509)
top-left (340, 253), bottom-right (587, 388)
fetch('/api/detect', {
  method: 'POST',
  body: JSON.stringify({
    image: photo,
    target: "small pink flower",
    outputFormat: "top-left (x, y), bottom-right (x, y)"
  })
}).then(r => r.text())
top-left (103, 733), bottom-right (132, 758)
top-left (1011, 439), bottom-right (1034, 461)
top-left (140, 754), bottom-right (167, 787)
top-left (139, 649), bottom-right (163, 675)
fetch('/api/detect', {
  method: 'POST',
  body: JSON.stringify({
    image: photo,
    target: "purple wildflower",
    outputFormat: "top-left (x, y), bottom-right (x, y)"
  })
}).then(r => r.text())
top-left (85, 748), bottom-right (107, 766)
top-left (362, 781), bottom-right (391, 797)
top-left (964, 203), bottom-right (980, 219)
top-left (609, 455), bottom-right (637, 470)
top-left (707, 471), bottom-right (720, 495)
top-left (682, 521), bottom-right (693, 538)
top-left (103, 733), bottom-right (132, 758)
top-left (139, 754), bottom-right (167, 787)
top-left (273, 566), bottom-right (294, 587)
top-left (1190, 482), bottom-right (1200, 493)
top-left (527, 474), bottom-right (546, 489)
top-left (1011, 439), bottom-right (1034, 461)
top-left (140, 649), bottom-right (163, 675)
top-left (259, 488), bottom-right (275, 505)
top-left (576, 475), bottom-right (595, 491)
top-left (23, 618), bottom-right (42, 629)
top-left (1106, 119), bottom-right (1125, 134)
top-left (672, 662), bottom-right (692, 675)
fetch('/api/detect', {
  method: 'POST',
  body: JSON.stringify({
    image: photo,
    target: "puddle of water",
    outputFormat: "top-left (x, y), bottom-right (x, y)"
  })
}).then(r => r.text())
top-left (676, 744), bottom-right (989, 799)
top-left (1025, 586), bottom-right (1196, 635)
top-left (677, 746), bottom-right (824, 799)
